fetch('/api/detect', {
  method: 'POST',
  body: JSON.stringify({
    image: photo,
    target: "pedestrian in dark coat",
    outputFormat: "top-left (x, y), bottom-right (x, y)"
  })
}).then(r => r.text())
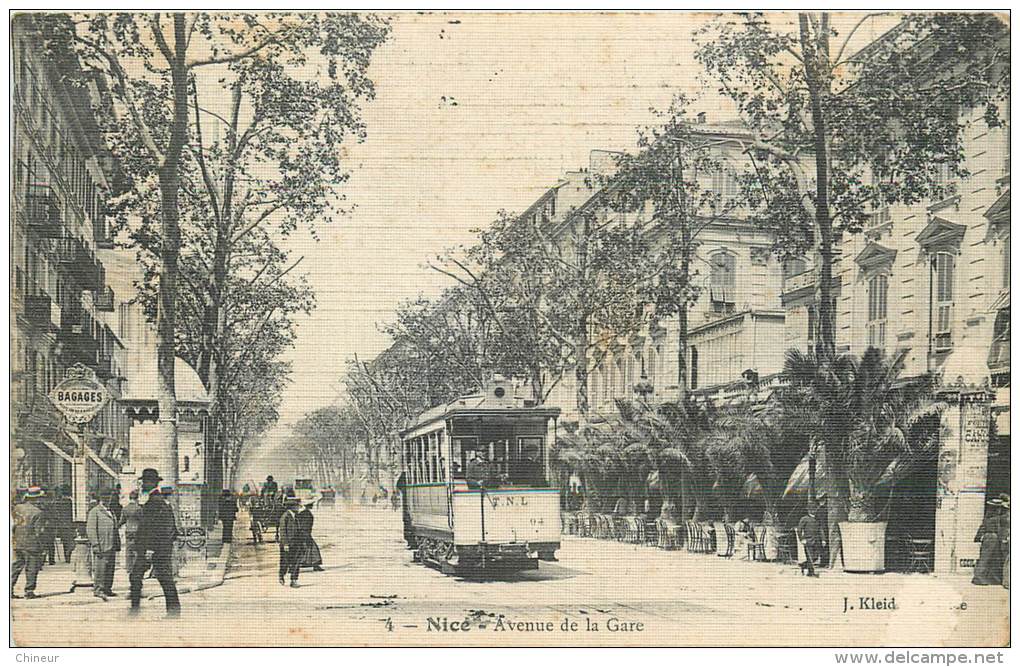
top-left (796, 502), bottom-right (823, 578)
top-left (86, 491), bottom-right (122, 599)
top-left (973, 496), bottom-right (1007, 586)
top-left (120, 490), bottom-right (143, 575)
top-left (297, 502), bottom-right (324, 571)
top-left (11, 487), bottom-right (47, 598)
top-left (278, 497), bottom-right (302, 587)
top-left (40, 491), bottom-right (56, 566)
top-left (108, 485), bottom-right (123, 525)
top-left (51, 487), bottom-right (76, 563)
top-left (218, 489), bottom-right (238, 544)
top-left (128, 469), bottom-right (181, 617)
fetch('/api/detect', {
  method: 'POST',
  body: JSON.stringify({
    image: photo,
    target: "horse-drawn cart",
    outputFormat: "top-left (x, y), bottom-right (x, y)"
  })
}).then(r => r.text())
top-left (249, 495), bottom-right (284, 543)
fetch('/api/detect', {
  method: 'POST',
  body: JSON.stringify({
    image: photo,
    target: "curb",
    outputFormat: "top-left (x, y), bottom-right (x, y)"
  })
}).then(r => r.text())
top-left (28, 533), bottom-right (235, 605)
top-left (147, 538), bottom-right (234, 600)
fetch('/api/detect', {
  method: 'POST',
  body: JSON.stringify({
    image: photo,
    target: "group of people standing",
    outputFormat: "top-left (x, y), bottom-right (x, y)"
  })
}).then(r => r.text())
top-left (12, 468), bottom-right (182, 617)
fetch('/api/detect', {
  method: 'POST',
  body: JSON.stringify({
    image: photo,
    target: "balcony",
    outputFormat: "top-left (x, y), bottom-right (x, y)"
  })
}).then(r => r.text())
top-left (782, 267), bottom-right (816, 296)
top-left (94, 285), bottom-right (115, 312)
top-left (23, 294), bottom-right (61, 331)
top-left (25, 184), bottom-right (62, 238)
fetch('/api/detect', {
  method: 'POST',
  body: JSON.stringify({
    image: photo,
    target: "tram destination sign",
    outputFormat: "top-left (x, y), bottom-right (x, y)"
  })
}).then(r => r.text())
top-left (48, 363), bottom-right (109, 424)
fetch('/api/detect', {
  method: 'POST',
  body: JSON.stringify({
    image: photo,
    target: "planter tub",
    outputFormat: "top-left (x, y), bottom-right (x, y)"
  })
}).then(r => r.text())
top-left (839, 521), bottom-right (887, 573)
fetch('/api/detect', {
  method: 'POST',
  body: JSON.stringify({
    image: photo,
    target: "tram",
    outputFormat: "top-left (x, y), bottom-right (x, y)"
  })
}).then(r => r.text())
top-left (397, 378), bottom-right (561, 574)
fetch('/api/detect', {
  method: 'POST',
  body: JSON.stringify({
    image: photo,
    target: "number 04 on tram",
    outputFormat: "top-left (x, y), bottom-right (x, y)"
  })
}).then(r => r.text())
top-left (396, 379), bottom-right (561, 574)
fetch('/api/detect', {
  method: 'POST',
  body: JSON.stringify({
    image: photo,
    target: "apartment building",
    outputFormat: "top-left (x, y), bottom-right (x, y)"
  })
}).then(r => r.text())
top-left (11, 15), bottom-right (129, 494)
top-left (541, 125), bottom-right (788, 419)
top-left (779, 102), bottom-right (1010, 575)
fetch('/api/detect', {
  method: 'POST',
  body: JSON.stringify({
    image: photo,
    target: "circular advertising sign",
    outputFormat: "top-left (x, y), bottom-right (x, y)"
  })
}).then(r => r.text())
top-left (48, 365), bottom-right (109, 424)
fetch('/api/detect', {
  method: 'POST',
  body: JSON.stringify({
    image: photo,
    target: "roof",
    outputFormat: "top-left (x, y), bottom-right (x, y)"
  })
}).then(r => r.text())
top-left (399, 389), bottom-right (559, 437)
top-left (120, 353), bottom-right (210, 405)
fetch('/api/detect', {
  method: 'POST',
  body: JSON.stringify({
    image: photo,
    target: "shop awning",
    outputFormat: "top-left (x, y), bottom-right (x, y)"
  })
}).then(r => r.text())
top-left (40, 439), bottom-right (73, 464)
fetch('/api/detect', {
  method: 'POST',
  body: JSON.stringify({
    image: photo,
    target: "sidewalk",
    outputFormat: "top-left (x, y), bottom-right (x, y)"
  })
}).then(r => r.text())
top-left (12, 519), bottom-right (237, 606)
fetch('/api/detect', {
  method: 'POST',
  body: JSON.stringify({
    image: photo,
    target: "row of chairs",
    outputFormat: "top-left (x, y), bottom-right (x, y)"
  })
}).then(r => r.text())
top-left (565, 512), bottom-right (807, 565)
top-left (564, 513), bottom-right (661, 546)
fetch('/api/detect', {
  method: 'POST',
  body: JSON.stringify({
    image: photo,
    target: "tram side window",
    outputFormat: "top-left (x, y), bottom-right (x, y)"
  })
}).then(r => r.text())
top-left (517, 437), bottom-right (545, 486)
top-left (426, 432), bottom-right (435, 483)
top-left (436, 434), bottom-right (444, 481)
top-left (417, 436), bottom-right (426, 483)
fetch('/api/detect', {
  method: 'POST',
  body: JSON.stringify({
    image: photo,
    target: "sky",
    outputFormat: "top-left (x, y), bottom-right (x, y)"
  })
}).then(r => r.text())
top-left (204, 11), bottom-right (900, 475)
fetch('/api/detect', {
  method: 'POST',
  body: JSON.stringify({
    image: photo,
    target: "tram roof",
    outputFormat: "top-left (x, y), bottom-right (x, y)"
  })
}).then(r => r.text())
top-left (399, 391), bottom-right (560, 438)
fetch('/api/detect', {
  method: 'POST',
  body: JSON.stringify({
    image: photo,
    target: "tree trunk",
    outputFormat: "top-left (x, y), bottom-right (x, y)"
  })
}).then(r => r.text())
top-left (799, 13), bottom-right (836, 360)
top-left (154, 15), bottom-right (191, 498)
top-left (575, 314), bottom-right (590, 419)
top-left (575, 213), bottom-right (591, 420)
top-left (848, 476), bottom-right (879, 523)
top-left (657, 464), bottom-right (681, 523)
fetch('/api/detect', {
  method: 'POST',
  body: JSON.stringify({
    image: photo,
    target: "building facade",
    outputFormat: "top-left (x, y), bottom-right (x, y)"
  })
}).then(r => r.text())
top-left (12, 16), bottom-right (214, 527)
top-left (779, 103), bottom-right (1010, 576)
top-left (11, 16), bottom-right (129, 500)
top-left (539, 125), bottom-right (789, 420)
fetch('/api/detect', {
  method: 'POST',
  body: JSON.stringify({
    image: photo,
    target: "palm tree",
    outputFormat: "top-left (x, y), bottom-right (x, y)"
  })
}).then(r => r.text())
top-left (553, 418), bottom-right (626, 513)
top-left (775, 347), bottom-right (946, 549)
top-left (701, 407), bottom-right (779, 523)
top-left (609, 397), bottom-right (717, 522)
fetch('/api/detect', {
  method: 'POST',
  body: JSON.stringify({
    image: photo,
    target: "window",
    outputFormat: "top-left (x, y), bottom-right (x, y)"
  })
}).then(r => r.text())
top-left (933, 163), bottom-right (958, 196)
top-left (867, 171), bottom-right (891, 228)
top-left (867, 274), bottom-right (889, 351)
top-left (689, 346), bottom-right (699, 390)
top-left (182, 456), bottom-right (190, 473)
top-left (933, 253), bottom-right (955, 351)
top-left (709, 252), bottom-right (736, 312)
top-left (711, 169), bottom-right (739, 199)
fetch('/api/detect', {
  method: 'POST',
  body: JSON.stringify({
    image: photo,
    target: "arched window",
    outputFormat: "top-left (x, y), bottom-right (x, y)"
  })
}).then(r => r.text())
top-left (689, 346), bottom-right (699, 390)
top-left (867, 274), bottom-right (889, 351)
top-left (182, 456), bottom-right (190, 473)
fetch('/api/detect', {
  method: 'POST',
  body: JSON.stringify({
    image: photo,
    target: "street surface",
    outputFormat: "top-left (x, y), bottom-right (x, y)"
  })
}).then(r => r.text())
top-left (11, 505), bottom-right (1008, 647)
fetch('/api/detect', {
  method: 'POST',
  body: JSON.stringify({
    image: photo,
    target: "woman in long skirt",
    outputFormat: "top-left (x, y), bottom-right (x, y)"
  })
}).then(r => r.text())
top-left (297, 501), bottom-right (324, 571)
top-left (972, 496), bottom-right (1006, 586)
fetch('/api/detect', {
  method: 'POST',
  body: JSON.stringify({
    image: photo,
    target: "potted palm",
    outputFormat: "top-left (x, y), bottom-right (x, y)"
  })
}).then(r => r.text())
top-left (778, 348), bottom-right (945, 572)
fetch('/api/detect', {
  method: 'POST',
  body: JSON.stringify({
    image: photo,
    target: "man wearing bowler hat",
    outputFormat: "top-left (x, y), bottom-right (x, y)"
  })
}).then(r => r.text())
top-left (129, 468), bottom-right (181, 617)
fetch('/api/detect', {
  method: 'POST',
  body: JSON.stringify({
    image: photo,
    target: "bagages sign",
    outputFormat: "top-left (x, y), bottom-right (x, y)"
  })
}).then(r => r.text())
top-left (48, 364), bottom-right (109, 424)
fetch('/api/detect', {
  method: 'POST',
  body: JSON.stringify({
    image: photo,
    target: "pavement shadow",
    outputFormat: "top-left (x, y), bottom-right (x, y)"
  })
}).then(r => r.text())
top-left (452, 562), bottom-right (583, 583)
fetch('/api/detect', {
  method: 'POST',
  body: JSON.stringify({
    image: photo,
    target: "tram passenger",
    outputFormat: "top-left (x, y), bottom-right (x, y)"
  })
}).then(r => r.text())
top-left (517, 445), bottom-right (544, 486)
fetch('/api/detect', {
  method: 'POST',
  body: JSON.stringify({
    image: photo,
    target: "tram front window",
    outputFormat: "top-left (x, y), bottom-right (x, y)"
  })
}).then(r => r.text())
top-left (453, 434), bottom-right (546, 488)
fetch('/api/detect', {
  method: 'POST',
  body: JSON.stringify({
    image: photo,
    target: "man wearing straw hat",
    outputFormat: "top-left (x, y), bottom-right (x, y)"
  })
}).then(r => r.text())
top-left (11, 486), bottom-right (47, 599)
